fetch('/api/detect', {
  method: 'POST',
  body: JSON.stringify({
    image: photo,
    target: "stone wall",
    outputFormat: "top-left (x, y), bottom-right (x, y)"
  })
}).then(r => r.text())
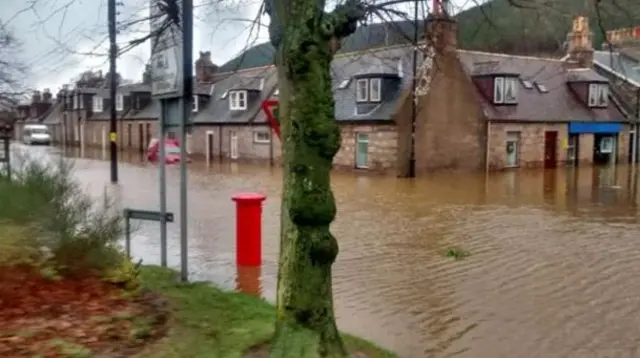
top-left (78, 121), bottom-right (397, 173)
top-left (395, 50), bottom-right (487, 176)
top-left (488, 122), bottom-right (633, 169)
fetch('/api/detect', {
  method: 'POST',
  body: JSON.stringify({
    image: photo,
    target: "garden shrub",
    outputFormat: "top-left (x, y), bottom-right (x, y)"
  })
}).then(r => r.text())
top-left (0, 151), bottom-right (131, 279)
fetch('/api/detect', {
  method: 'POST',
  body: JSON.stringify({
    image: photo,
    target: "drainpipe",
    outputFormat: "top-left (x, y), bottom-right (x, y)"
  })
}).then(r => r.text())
top-left (485, 120), bottom-right (491, 173)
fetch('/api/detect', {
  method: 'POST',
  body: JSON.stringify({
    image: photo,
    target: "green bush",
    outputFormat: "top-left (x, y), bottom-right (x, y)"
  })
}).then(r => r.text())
top-left (0, 152), bottom-right (129, 277)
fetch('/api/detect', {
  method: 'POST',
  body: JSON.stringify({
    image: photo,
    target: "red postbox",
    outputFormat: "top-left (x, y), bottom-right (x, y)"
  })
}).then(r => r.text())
top-left (236, 265), bottom-right (262, 298)
top-left (231, 192), bottom-right (266, 266)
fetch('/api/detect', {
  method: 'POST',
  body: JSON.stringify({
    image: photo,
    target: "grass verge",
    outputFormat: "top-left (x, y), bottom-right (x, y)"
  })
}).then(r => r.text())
top-left (138, 266), bottom-right (396, 358)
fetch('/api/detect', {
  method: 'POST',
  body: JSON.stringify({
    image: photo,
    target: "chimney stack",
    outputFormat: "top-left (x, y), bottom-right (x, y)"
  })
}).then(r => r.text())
top-left (426, 0), bottom-right (458, 54)
top-left (565, 16), bottom-right (594, 68)
top-left (195, 51), bottom-right (218, 83)
top-left (32, 90), bottom-right (42, 104)
top-left (43, 88), bottom-right (52, 103)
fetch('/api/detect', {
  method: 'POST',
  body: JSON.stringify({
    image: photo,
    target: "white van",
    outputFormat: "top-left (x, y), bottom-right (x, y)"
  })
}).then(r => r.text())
top-left (23, 124), bottom-right (52, 145)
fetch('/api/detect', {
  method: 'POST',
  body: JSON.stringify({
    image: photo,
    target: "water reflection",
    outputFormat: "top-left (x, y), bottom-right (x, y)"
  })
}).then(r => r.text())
top-left (236, 266), bottom-right (262, 298)
top-left (25, 145), bottom-right (640, 357)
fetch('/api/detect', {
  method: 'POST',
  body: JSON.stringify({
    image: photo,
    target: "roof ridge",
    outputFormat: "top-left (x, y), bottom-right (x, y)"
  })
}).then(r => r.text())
top-left (457, 49), bottom-right (564, 63)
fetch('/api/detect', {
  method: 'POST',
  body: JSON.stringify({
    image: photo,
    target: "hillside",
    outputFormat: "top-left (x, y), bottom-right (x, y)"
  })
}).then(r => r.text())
top-left (456, 0), bottom-right (640, 54)
top-left (218, 0), bottom-right (639, 71)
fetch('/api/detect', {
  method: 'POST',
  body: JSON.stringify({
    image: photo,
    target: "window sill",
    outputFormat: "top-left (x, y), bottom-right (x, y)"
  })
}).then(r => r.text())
top-left (253, 140), bottom-right (270, 145)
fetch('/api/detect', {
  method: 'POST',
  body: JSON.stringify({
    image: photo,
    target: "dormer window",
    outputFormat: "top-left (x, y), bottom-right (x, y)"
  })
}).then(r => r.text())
top-left (494, 76), bottom-right (517, 104)
top-left (588, 83), bottom-right (609, 107)
top-left (92, 96), bottom-right (103, 112)
top-left (229, 90), bottom-right (247, 110)
top-left (355, 78), bottom-right (382, 103)
top-left (115, 94), bottom-right (124, 111)
top-left (192, 95), bottom-right (198, 112)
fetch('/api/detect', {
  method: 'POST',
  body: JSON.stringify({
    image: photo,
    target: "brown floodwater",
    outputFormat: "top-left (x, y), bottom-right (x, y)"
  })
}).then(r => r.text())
top-left (16, 144), bottom-right (640, 357)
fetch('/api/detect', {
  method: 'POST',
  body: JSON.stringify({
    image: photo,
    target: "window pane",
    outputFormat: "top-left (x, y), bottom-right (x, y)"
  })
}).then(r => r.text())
top-left (370, 78), bottom-right (381, 101)
top-left (494, 77), bottom-right (504, 103)
top-left (356, 80), bottom-right (368, 101)
top-left (356, 141), bottom-right (368, 168)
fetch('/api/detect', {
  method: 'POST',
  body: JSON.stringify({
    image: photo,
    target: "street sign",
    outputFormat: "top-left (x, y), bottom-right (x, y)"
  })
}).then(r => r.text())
top-left (124, 208), bottom-right (174, 222)
top-left (150, 0), bottom-right (184, 98)
top-left (261, 100), bottom-right (280, 139)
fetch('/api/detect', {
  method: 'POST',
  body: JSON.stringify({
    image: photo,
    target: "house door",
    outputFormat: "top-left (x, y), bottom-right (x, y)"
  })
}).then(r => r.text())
top-left (544, 131), bottom-right (558, 168)
top-left (230, 131), bottom-right (238, 159)
top-left (138, 123), bottom-right (144, 152)
top-left (206, 131), bottom-right (214, 161)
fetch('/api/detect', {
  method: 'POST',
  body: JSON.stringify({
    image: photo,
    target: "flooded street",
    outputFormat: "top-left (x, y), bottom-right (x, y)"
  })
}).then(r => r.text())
top-left (18, 144), bottom-right (640, 357)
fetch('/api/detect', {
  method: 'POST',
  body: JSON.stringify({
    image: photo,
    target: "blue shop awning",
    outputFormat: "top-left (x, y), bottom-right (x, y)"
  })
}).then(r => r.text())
top-left (568, 122), bottom-right (622, 134)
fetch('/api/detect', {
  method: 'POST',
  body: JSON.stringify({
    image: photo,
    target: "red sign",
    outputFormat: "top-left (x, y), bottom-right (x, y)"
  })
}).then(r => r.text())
top-left (261, 100), bottom-right (280, 139)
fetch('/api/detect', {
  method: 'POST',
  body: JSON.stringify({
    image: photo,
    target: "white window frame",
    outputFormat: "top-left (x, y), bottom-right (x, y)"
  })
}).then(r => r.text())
top-left (78, 94), bottom-right (83, 109)
top-left (369, 78), bottom-right (382, 102)
top-left (92, 96), bottom-right (103, 112)
top-left (503, 77), bottom-right (517, 104)
top-left (355, 133), bottom-right (369, 169)
top-left (192, 95), bottom-right (198, 112)
top-left (115, 94), bottom-right (124, 111)
top-left (355, 78), bottom-right (369, 102)
top-left (229, 90), bottom-right (247, 110)
top-left (73, 95), bottom-right (78, 109)
top-left (494, 76), bottom-right (517, 104)
top-left (493, 77), bottom-right (505, 104)
top-left (588, 83), bottom-right (609, 107)
top-left (253, 131), bottom-right (270, 144)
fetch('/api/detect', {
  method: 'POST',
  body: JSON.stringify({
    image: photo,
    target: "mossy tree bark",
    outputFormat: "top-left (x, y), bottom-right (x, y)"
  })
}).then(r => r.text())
top-left (265, 0), bottom-right (365, 356)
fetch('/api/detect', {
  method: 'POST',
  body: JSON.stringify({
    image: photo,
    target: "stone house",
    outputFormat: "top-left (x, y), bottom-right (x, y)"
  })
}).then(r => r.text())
top-left (589, 28), bottom-right (640, 162)
top-left (29, 16), bottom-right (632, 175)
top-left (392, 14), bottom-right (630, 175)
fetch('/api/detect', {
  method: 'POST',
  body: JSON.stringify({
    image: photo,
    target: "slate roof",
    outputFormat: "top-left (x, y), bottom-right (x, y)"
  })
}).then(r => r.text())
top-left (332, 46), bottom-right (414, 121)
top-left (193, 67), bottom-right (277, 124)
top-left (593, 50), bottom-right (640, 87)
top-left (458, 51), bottom-right (627, 122)
top-left (42, 102), bottom-right (63, 124)
top-left (218, 20), bottom-right (422, 72)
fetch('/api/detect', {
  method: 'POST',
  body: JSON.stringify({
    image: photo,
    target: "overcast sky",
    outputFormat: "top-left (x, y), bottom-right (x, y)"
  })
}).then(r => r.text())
top-left (1, 0), bottom-right (473, 93)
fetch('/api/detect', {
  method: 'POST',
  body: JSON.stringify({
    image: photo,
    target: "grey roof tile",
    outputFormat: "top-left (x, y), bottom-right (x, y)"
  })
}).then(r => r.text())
top-left (593, 50), bottom-right (640, 87)
top-left (458, 50), bottom-right (626, 122)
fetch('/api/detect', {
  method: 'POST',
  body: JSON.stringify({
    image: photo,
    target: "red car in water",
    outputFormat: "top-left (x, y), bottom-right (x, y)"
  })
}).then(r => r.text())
top-left (147, 138), bottom-right (191, 164)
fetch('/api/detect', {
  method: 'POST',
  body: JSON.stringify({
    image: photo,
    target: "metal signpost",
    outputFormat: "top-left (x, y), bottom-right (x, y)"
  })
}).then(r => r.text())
top-left (123, 208), bottom-right (174, 258)
top-left (150, 0), bottom-right (192, 282)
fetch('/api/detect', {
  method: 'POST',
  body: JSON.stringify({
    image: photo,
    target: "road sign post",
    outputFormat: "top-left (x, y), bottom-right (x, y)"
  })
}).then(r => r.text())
top-left (149, 0), bottom-right (192, 281)
top-left (123, 208), bottom-right (174, 259)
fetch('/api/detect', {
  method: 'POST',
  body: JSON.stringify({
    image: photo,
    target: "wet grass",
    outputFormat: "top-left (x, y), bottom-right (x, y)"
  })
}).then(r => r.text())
top-left (138, 265), bottom-right (396, 358)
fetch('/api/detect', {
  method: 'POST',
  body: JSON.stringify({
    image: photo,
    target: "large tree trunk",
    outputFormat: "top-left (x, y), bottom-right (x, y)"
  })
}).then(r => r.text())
top-left (266, 0), bottom-right (365, 356)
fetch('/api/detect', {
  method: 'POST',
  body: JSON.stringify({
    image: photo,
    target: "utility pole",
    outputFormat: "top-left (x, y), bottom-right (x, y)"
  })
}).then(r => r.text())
top-left (108, 0), bottom-right (119, 183)
top-left (408, 0), bottom-right (420, 177)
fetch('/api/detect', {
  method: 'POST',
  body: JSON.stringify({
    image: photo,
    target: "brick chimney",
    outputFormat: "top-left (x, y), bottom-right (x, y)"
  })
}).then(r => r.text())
top-left (425, 0), bottom-right (458, 55)
top-left (566, 16), bottom-right (594, 68)
top-left (195, 51), bottom-right (218, 83)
